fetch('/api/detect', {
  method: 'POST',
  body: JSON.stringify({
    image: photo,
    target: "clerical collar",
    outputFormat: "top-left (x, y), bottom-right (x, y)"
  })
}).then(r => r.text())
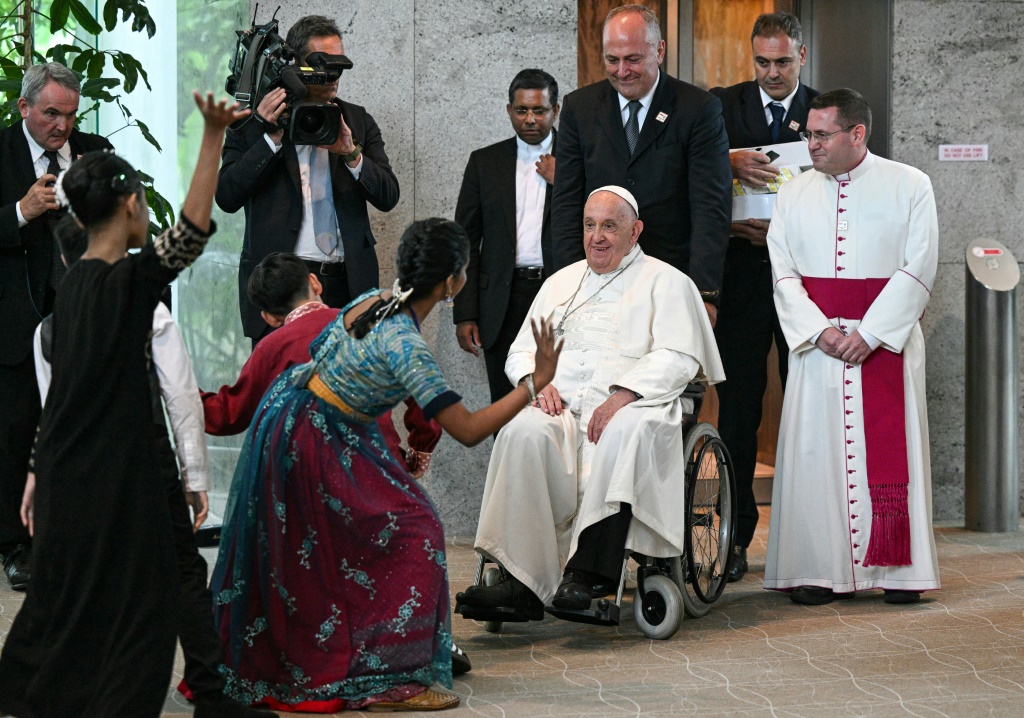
top-left (758, 82), bottom-right (799, 115)
top-left (285, 301), bottom-right (330, 325)
top-left (832, 150), bottom-right (874, 183)
top-left (516, 131), bottom-right (553, 157)
top-left (22, 121), bottom-right (72, 166)
top-left (617, 72), bottom-right (660, 114)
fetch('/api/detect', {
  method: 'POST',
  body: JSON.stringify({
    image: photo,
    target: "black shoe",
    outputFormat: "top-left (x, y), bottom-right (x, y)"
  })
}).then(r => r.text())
top-left (790, 585), bottom-right (836, 605)
top-left (883, 589), bottom-right (922, 604)
top-left (552, 570), bottom-right (593, 610)
top-left (2, 544), bottom-right (30, 591)
top-left (727, 546), bottom-right (748, 583)
top-left (193, 694), bottom-right (277, 717)
top-left (451, 642), bottom-right (471, 676)
top-left (457, 570), bottom-right (544, 619)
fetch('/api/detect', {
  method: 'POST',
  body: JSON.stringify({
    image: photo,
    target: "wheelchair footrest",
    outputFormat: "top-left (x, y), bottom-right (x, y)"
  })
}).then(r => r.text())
top-left (545, 598), bottom-right (620, 626)
top-left (454, 602), bottom-right (538, 623)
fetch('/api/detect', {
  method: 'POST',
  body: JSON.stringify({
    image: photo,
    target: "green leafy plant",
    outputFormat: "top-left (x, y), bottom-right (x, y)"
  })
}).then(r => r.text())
top-left (1, 0), bottom-right (173, 232)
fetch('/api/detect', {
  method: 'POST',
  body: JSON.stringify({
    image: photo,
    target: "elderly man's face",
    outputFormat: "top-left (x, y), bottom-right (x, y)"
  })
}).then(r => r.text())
top-left (18, 81), bottom-right (79, 151)
top-left (603, 12), bottom-right (665, 101)
top-left (583, 191), bottom-right (642, 274)
top-left (752, 33), bottom-right (806, 102)
top-left (303, 34), bottom-right (344, 102)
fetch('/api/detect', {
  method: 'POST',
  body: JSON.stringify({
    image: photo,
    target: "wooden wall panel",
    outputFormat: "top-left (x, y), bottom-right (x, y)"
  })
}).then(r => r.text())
top-left (578, 0), bottom-right (665, 89)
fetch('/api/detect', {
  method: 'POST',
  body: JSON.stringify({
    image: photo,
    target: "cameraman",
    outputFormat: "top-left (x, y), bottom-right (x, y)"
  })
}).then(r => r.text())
top-left (217, 15), bottom-right (400, 345)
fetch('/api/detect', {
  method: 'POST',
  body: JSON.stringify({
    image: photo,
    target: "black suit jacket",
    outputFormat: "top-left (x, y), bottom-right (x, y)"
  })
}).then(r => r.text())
top-left (0, 121), bottom-right (113, 365)
top-left (710, 80), bottom-right (819, 150)
top-left (452, 133), bottom-right (555, 351)
top-left (216, 98), bottom-right (400, 339)
top-left (551, 71), bottom-right (732, 298)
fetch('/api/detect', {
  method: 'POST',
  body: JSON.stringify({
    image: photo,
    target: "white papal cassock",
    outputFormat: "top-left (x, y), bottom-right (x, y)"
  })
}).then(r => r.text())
top-left (765, 151), bottom-right (940, 593)
top-left (474, 246), bottom-right (724, 604)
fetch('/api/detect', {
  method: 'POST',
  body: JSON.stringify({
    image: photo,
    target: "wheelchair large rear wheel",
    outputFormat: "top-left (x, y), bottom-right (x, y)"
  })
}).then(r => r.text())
top-left (683, 423), bottom-right (736, 610)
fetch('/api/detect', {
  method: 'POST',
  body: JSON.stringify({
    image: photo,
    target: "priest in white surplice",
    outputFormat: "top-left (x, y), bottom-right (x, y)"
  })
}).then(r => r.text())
top-left (456, 186), bottom-right (724, 617)
top-left (765, 89), bottom-right (939, 606)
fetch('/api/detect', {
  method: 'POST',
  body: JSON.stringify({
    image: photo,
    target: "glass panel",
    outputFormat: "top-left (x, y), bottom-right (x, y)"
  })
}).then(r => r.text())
top-left (175, 0), bottom-right (252, 517)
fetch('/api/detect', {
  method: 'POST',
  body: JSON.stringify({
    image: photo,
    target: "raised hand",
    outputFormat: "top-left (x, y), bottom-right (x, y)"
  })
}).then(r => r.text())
top-left (192, 91), bottom-right (250, 132)
top-left (531, 317), bottom-right (563, 390)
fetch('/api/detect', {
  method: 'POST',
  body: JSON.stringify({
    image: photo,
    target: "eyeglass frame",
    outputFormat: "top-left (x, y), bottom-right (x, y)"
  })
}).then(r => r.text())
top-left (798, 124), bottom-right (859, 144)
top-left (510, 106), bottom-right (553, 118)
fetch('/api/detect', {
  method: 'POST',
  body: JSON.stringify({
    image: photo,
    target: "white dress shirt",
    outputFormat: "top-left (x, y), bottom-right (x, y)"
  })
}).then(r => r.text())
top-left (617, 73), bottom-right (661, 134)
top-left (514, 132), bottom-right (552, 268)
top-left (16, 122), bottom-right (72, 227)
top-left (263, 134), bottom-right (363, 263)
top-left (32, 303), bottom-right (211, 492)
top-left (758, 83), bottom-right (799, 130)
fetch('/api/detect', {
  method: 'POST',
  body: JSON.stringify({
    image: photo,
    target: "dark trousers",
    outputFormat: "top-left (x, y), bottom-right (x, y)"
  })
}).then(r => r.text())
top-left (0, 357), bottom-right (41, 554)
top-left (565, 505), bottom-right (634, 583)
top-left (252, 261), bottom-right (352, 349)
top-left (155, 433), bottom-right (224, 700)
top-left (714, 243), bottom-right (788, 549)
top-left (482, 275), bottom-right (544, 403)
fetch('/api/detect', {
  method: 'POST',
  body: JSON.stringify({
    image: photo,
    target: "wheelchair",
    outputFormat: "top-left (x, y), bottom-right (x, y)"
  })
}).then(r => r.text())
top-left (455, 384), bottom-right (736, 640)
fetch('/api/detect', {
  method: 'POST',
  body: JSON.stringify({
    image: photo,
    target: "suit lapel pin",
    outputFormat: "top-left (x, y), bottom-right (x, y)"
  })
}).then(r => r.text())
top-left (789, 120), bottom-right (800, 131)
top-left (655, 111), bottom-right (668, 123)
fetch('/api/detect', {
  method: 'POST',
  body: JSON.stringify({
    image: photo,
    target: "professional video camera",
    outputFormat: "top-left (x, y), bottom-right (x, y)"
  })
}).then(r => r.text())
top-left (225, 6), bottom-right (354, 145)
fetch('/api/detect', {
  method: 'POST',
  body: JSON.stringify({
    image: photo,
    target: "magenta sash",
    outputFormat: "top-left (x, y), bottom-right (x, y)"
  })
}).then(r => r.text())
top-left (802, 277), bottom-right (911, 567)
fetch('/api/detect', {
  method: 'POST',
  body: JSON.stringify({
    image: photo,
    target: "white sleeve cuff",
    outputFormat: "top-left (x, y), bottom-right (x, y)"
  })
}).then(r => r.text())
top-left (346, 154), bottom-right (363, 179)
top-left (264, 133), bottom-right (283, 153)
top-left (858, 328), bottom-right (883, 351)
top-left (16, 201), bottom-right (28, 228)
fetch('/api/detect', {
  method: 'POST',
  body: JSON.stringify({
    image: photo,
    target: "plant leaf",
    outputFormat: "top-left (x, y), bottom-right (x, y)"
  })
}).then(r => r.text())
top-left (50, 0), bottom-right (72, 33)
top-left (87, 51), bottom-right (105, 79)
top-left (135, 119), bottom-right (161, 152)
top-left (68, 0), bottom-right (104, 35)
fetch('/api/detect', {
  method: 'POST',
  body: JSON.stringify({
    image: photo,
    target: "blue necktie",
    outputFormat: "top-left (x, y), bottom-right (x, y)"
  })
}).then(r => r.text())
top-left (769, 102), bottom-right (785, 143)
top-left (309, 147), bottom-right (338, 255)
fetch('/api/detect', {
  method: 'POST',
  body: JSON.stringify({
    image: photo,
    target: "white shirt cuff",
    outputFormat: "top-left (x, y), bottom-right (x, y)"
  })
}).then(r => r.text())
top-left (858, 328), bottom-right (883, 351)
top-left (264, 133), bottom-right (283, 153)
top-left (346, 154), bottom-right (363, 179)
top-left (16, 201), bottom-right (27, 228)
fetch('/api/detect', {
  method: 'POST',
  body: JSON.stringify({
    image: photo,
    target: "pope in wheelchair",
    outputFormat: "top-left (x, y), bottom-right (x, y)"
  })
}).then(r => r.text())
top-left (456, 186), bottom-right (728, 634)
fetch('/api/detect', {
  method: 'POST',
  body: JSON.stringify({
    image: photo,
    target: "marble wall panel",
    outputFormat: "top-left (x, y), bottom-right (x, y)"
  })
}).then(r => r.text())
top-left (414, 0), bottom-right (577, 534)
top-left (894, 0), bottom-right (1024, 519)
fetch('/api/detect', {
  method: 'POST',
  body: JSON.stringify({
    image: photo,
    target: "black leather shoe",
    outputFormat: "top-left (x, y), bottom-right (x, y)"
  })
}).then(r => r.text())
top-left (2, 544), bottom-right (31, 591)
top-left (457, 570), bottom-right (544, 619)
top-left (790, 585), bottom-right (836, 605)
top-left (193, 694), bottom-right (277, 717)
top-left (451, 642), bottom-right (471, 676)
top-left (883, 589), bottom-right (922, 604)
top-left (727, 546), bottom-right (748, 583)
top-left (552, 570), bottom-right (592, 610)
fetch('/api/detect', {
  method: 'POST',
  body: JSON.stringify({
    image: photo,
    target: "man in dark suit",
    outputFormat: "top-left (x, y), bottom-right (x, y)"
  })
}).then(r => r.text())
top-left (454, 69), bottom-right (559, 402)
top-left (709, 12), bottom-right (819, 582)
top-left (217, 15), bottom-right (399, 345)
top-left (552, 4), bottom-right (731, 325)
top-left (0, 63), bottom-right (112, 590)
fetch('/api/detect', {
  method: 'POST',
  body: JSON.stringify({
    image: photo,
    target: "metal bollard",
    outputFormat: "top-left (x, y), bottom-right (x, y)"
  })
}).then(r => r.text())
top-left (964, 238), bottom-right (1020, 532)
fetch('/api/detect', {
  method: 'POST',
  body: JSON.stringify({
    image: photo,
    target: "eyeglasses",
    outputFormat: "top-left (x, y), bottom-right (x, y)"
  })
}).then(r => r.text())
top-left (511, 107), bottom-right (552, 118)
top-left (799, 125), bottom-right (857, 143)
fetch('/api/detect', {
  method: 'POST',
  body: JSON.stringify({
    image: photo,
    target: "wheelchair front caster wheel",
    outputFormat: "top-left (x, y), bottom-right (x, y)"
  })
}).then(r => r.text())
top-left (633, 574), bottom-right (682, 640)
top-left (481, 567), bottom-right (503, 633)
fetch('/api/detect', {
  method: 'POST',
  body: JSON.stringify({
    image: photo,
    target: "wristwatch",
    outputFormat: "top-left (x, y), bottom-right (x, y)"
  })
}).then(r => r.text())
top-left (341, 143), bottom-right (362, 163)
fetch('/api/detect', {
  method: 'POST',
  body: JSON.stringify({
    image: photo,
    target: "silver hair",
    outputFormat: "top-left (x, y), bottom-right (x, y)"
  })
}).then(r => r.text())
top-left (20, 62), bottom-right (80, 105)
top-left (604, 4), bottom-right (662, 46)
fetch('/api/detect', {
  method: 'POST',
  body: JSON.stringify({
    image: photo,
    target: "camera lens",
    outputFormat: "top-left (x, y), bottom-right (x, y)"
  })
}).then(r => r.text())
top-left (297, 108), bottom-right (325, 135)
